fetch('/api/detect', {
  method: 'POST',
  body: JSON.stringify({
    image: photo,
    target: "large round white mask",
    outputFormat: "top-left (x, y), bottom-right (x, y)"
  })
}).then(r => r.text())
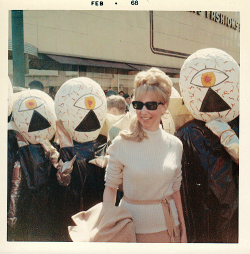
top-left (8, 77), bottom-right (13, 117)
top-left (55, 77), bottom-right (107, 143)
top-left (180, 48), bottom-right (239, 122)
top-left (13, 89), bottom-right (57, 144)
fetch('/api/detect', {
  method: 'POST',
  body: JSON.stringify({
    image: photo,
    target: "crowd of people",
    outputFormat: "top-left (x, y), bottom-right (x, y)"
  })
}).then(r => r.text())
top-left (7, 48), bottom-right (239, 243)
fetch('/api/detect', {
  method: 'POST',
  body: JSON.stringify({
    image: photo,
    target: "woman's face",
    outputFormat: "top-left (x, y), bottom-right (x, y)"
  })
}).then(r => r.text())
top-left (135, 91), bottom-right (167, 132)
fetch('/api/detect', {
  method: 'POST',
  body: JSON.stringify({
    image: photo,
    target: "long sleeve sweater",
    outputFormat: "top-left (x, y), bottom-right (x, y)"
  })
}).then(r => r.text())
top-left (105, 125), bottom-right (183, 234)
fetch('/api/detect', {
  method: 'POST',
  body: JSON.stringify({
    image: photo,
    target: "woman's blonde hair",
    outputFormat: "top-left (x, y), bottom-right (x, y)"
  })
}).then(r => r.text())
top-left (120, 67), bottom-right (172, 142)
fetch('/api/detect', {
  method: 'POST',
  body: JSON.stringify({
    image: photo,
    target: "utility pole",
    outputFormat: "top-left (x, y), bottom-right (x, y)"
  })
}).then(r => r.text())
top-left (12, 10), bottom-right (25, 87)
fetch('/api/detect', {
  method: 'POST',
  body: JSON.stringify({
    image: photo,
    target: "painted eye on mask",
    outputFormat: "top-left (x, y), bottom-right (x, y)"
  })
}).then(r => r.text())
top-left (190, 68), bottom-right (229, 88)
top-left (18, 97), bottom-right (45, 112)
top-left (74, 94), bottom-right (103, 110)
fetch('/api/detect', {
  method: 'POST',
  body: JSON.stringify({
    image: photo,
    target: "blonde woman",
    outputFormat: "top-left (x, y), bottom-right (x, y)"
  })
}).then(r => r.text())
top-left (103, 68), bottom-right (187, 243)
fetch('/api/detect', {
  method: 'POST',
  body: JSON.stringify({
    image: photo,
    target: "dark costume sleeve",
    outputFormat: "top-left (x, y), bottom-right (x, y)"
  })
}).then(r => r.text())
top-left (59, 141), bottom-right (105, 212)
top-left (49, 140), bottom-right (106, 241)
top-left (7, 131), bottom-right (58, 241)
top-left (7, 130), bottom-right (19, 209)
top-left (175, 117), bottom-right (239, 243)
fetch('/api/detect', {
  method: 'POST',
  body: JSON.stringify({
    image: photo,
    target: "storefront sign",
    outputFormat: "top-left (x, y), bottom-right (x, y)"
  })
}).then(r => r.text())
top-left (191, 11), bottom-right (240, 32)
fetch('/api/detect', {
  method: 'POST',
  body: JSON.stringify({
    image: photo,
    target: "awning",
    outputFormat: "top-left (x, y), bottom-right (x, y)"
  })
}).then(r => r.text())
top-left (126, 63), bottom-right (151, 71)
top-left (45, 54), bottom-right (180, 74)
top-left (127, 63), bottom-right (180, 74)
top-left (47, 54), bottom-right (135, 70)
top-left (8, 40), bottom-right (38, 58)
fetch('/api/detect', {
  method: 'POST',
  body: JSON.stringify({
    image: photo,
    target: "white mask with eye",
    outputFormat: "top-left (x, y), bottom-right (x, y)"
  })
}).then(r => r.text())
top-left (180, 48), bottom-right (239, 122)
top-left (54, 77), bottom-right (107, 143)
top-left (13, 90), bottom-right (57, 144)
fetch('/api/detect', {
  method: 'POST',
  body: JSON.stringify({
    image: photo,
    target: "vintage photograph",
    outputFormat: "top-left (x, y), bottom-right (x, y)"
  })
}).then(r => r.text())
top-left (2, 1), bottom-right (247, 253)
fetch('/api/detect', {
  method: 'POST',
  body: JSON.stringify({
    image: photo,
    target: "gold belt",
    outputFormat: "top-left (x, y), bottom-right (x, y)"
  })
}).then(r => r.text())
top-left (122, 195), bottom-right (177, 243)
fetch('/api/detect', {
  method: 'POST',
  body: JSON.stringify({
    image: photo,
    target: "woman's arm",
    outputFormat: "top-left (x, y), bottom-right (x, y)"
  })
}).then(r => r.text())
top-left (172, 190), bottom-right (187, 243)
top-left (103, 186), bottom-right (117, 205)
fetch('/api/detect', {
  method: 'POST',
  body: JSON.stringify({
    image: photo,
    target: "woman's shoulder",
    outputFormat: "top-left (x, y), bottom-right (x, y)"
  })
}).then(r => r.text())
top-left (107, 134), bottom-right (132, 157)
top-left (109, 134), bottom-right (130, 148)
top-left (161, 129), bottom-right (183, 148)
top-left (109, 134), bottom-right (122, 147)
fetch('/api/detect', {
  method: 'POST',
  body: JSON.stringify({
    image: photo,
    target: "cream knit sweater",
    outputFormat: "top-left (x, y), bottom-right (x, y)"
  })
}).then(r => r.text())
top-left (105, 125), bottom-right (183, 234)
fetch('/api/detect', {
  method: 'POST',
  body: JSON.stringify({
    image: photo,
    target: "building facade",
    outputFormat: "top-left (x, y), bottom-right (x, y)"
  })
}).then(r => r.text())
top-left (8, 11), bottom-right (240, 95)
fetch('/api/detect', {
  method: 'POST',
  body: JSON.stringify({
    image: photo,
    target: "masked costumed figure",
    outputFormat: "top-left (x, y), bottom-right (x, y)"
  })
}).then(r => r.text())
top-left (8, 89), bottom-right (58, 241)
top-left (52, 77), bottom-right (107, 241)
top-left (7, 78), bottom-right (20, 241)
top-left (175, 48), bottom-right (239, 243)
top-left (7, 78), bottom-right (15, 198)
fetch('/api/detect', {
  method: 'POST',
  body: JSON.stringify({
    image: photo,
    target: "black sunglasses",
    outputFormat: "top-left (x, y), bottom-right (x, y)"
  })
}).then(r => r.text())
top-left (132, 101), bottom-right (164, 110)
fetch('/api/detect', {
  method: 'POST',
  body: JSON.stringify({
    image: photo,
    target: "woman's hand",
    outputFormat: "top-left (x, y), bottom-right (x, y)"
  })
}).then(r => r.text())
top-left (172, 191), bottom-right (188, 243)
